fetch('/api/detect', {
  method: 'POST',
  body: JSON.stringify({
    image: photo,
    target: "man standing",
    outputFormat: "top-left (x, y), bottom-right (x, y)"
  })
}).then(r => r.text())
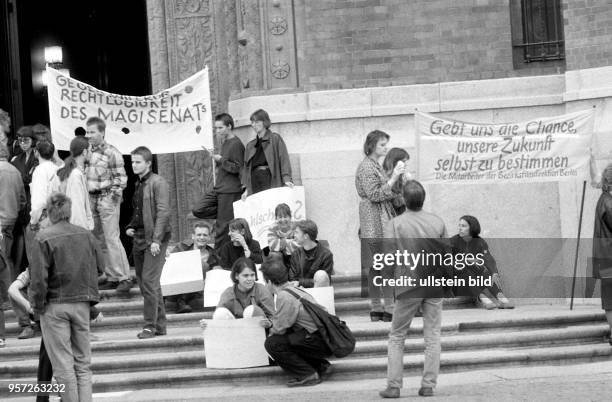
top-left (125, 146), bottom-right (171, 339)
top-left (85, 117), bottom-right (131, 295)
top-left (30, 192), bottom-right (103, 402)
top-left (193, 113), bottom-right (244, 249)
top-left (0, 142), bottom-right (25, 282)
top-left (166, 222), bottom-right (219, 313)
top-left (288, 219), bottom-right (334, 288)
top-left (379, 180), bottom-right (447, 399)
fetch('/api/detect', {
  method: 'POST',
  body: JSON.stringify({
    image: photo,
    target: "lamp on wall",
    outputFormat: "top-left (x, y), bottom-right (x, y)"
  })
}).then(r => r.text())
top-left (41, 45), bottom-right (69, 87)
top-left (44, 46), bottom-right (63, 64)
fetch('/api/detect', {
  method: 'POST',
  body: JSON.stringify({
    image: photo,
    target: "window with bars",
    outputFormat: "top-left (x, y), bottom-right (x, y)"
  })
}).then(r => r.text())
top-left (510, 0), bottom-right (565, 65)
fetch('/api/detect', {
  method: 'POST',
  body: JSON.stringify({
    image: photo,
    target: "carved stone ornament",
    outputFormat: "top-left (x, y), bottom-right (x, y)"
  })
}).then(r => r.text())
top-left (175, 0), bottom-right (204, 15)
top-left (269, 16), bottom-right (288, 35)
top-left (271, 60), bottom-right (290, 79)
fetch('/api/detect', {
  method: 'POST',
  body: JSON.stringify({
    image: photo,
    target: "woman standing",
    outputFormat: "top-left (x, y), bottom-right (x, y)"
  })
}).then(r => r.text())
top-left (50, 136), bottom-right (94, 230)
top-left (450, 215), bottom-right (513, 309)
top-left (242, 109), bottom-right (293, 197)
top-left (593, 164), bottom-right (612, 345)
top-left (382, 147), bottom-right (411, 216)
top-left (355, 130), bottom-right (405, 322)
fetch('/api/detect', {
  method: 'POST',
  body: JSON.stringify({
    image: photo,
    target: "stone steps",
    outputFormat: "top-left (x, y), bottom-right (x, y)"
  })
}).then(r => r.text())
top-left (2, 342), bottom-right (610, 397)
top-left (1, 322), bottom-right (607, 377)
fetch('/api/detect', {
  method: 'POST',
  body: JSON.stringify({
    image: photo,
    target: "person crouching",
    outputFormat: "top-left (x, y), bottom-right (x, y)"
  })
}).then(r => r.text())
top-left (261, 261), bottom-right (333, 387)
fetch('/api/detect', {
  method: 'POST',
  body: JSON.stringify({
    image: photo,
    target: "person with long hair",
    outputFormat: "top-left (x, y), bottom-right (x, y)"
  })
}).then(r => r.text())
top-left (216, 218), bottom-right (263, 268)
top-left (450, 215), bottom-right (514, 309)
top-left (51, 136), bottom-right (94, 230)
top-left (242, 109), bottom-right (293, 198)
top-left (355, 130), bottom-right (405, 322)
top-left (200, 257), bottom-right (274, 323)
top-left (382, 147), bottom-right (411, 216)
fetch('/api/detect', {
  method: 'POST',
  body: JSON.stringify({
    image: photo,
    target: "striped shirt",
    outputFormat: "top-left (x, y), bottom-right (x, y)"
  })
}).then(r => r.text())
top-left (85, 141), bottom-right (127, 197)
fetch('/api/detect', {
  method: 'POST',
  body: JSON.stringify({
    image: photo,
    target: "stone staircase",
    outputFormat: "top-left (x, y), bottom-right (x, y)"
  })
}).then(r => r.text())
top-left (1, 275), bottom-right (610, 398)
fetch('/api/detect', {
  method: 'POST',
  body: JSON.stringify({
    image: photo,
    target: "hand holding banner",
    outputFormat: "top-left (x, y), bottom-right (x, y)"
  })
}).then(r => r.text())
top-left (233, 186), bottom-right (306, 247)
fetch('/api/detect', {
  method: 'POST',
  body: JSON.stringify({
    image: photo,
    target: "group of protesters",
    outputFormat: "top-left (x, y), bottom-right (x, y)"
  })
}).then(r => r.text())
top-left (0, 107), bottom-right (340, 399)
top-left (3, 101), bottom-right (612, 401)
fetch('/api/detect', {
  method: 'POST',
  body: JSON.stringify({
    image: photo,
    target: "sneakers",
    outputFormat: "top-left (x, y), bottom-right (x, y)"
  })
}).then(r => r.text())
top-left (115, 280), bottom-right (132, 296)
top-left (477, 293), bottom-right (497, 310)
top-left (176, 299), bottom-right (192, 314)
top-left (418, 387), bottom-right (434, 397)
top-left (137, 328), bottom-right (156, 339)
top-left (17, 326), bottom-right (37, 339)
top-left (379, 387), bottom-right (400, 398)
top-left (495, 292), bottom-right (515, 309)
top-left (286, 372), bottom-right (321, 387)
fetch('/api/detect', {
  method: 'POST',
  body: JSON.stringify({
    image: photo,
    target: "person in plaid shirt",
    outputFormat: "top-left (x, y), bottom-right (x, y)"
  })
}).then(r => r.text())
top-left (85, 117), bottom-right (131, 295)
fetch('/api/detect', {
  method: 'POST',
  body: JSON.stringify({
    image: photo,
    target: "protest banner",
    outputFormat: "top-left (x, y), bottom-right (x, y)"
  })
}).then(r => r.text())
top-left (204, 269), bottom-right (233, 307)
top-left (203, 318), bottom-right (269, 368)
top-left (304, 286), bottom-right (336, 315)
top-left (160, 250), bottom-right (203, 296)
top-left (233, 186), bottom-right (306, 247)
top-left (415, 109), bottom-right (595, 184)
top-left (46, 66), bottom-right (213, 154)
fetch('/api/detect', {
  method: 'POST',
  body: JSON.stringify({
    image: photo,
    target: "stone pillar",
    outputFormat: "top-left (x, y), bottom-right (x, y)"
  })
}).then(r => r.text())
top-left (147, 0), bottom-right (233, 241)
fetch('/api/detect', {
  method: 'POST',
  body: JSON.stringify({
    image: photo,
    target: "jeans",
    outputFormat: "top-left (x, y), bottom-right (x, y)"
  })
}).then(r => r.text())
top-left (40, 302), bottom-right (92, 402)
top-left (133, 240), bottom-right (168, 331)
top-left (387, 297), bottom-right (442, 389)
top-left (90, 193), bottom-right (130, 282)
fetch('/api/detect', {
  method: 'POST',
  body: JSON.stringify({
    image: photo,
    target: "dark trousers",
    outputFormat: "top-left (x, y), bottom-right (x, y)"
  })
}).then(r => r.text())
top-left (133, 240), bottom-right (168, 331)
top-left (192, 191), bottom-right (241, 249)
top-left (251, 168), bottom-right (272, 194)
top-left (36, 338), bottom-right (53, 402)
top-left (265, 329), bottom-right (331, 378)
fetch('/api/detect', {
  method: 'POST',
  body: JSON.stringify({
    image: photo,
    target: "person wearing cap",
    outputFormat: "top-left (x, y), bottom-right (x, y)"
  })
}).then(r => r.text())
top-left (593, 164), bottom-right (612, 345)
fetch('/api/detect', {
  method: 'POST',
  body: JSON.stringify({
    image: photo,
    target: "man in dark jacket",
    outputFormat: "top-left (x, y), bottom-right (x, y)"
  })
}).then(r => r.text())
top-left (288, 219), bottom-right (334, 288)
top-left (126, 146), bottom-right (172, 339)
top-left (192, 113), bottom-right (244, 249)
top-left (29, 192), bottom-right (103, 402)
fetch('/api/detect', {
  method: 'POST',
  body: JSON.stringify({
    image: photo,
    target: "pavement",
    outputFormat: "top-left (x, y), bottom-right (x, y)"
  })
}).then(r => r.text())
top-left (5, 360), bottom-right (612, 401)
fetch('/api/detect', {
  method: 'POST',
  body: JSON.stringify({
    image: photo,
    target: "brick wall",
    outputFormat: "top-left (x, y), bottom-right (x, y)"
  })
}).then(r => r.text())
top-left (563, 0), bottom-right (612, 71)
top-left (298, 0), bottom-right (563, 90)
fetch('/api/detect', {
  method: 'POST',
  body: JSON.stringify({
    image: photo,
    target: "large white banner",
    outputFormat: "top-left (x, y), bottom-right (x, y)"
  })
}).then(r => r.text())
top-left (416, 110), bottom-right (594, 183)
top-left (46, 66), bottom-right (213, 154)
top-left (233, 187), bottom-right (306, 247)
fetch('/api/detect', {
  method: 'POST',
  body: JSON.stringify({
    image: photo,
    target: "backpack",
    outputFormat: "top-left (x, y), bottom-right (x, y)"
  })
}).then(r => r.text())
top-left (284, 288), bottom-right (356, 358)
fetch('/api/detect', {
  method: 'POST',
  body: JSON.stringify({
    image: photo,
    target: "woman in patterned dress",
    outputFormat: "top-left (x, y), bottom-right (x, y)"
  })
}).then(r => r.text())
top-left (355, 130), bottom-right (405, 322)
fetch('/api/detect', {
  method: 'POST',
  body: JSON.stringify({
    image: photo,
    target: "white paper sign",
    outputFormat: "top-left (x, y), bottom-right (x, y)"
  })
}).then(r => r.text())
top-left (160, 250), bottom-right (203, 296)
top-left (204, 318), bottom-right (269, 368)
top-left (46, 66), bottom-right (213, 154)
top-left (304, 286), bottom-right (336, 315)
top-left (204, 269), bottom-right (233, 307)
top-left (233, 186), bottom-right (306, 247)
